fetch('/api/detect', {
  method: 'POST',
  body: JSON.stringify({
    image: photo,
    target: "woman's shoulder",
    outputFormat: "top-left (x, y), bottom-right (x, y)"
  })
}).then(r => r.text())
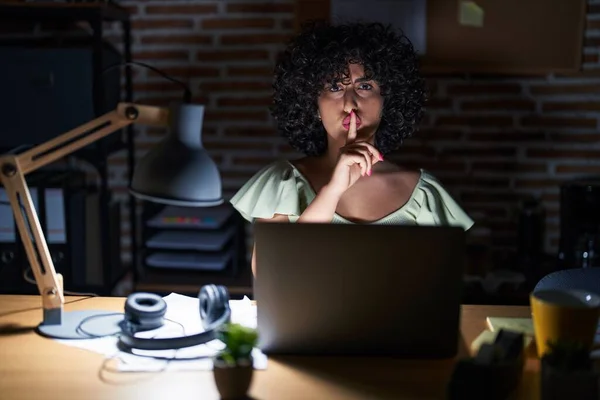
top-left (249, 158), bottom-right (297, 178)
top-left (230, 159), bottom-right (297, 202)
top-left (416, 168), bottom-right (445, 187)
top-left (229, 159), bottom-right (310, 222)
top-left (409, 168), bottom-right (474, 231)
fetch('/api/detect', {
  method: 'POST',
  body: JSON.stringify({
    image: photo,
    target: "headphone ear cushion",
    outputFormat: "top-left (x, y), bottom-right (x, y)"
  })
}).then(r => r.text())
top-left (124, 292), bottom-right (167, 332)
top-left (199, 284), bottom-right (230, 329)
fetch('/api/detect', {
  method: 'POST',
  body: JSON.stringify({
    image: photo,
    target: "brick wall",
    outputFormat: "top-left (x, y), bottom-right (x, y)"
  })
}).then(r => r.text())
top-left (406, 1), bottom-right (600, 263)
top-left (102, 0), bottom-right (600, 266)
top-left (4, 1), bottom-right (598, 268)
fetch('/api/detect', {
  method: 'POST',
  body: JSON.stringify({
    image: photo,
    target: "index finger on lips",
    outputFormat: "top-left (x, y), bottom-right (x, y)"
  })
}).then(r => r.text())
top-left (346, 110), bottom-right (357, 145)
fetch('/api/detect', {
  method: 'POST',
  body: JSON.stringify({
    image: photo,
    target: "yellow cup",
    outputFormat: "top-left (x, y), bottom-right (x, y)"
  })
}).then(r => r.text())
top-left (530, 289), bottom-right (600, 358)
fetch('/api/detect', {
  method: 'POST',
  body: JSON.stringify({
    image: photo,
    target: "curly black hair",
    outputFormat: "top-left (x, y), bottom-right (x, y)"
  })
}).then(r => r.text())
top-left (271, 21), bottom-right (426, 156)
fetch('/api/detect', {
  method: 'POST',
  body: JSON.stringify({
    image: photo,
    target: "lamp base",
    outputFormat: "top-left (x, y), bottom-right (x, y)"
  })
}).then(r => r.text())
top-left (37, 310), bottom-right (123, 339)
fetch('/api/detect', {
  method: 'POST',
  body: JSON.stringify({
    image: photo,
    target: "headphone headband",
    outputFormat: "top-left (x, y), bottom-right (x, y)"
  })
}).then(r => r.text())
top-left (118, 284), bottom-right (231, 351)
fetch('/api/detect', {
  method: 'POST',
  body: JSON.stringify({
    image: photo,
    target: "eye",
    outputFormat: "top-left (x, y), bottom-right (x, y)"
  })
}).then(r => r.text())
top-left (328, 84), bottom-right (342, 92)
top-left (358, 82), bottom-right (373, 90)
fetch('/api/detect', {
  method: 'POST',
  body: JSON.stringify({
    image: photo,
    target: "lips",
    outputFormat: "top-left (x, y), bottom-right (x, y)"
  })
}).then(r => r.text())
top-left (342, 114), bottom-right (362, 130)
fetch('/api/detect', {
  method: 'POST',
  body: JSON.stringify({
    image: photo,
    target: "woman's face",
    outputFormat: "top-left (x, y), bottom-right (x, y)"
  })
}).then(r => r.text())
top-left (317, 63), bottom-right (383, 147)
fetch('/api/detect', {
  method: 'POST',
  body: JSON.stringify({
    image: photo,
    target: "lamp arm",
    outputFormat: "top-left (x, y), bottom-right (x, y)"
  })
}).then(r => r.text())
top-left (0, 102), bottom-right (168, 324)
top-left (17, 103), bottom-right (169, 175)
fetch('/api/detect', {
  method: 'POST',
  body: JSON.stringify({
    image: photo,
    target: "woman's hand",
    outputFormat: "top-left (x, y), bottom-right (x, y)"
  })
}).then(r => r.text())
top-left (325, 111), bottom-right (383, 197)
top-left (297, 111), bottom-right (383, 223)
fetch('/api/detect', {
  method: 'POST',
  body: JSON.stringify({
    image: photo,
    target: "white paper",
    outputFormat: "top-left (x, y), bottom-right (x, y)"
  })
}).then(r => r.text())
top-left (56, 293), bottom-right (267, 372)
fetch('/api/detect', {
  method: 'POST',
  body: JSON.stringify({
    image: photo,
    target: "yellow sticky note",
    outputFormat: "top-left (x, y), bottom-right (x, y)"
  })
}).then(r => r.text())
top-left (459, 1), bottom-right (484, 27)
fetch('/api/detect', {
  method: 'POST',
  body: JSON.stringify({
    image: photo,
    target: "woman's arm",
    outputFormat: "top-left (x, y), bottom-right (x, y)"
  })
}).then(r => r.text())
top-left (296, 184), bottom-right (343, 223)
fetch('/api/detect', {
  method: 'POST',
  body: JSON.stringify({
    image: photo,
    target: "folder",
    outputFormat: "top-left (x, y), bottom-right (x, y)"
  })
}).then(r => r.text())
top-left (0, 188), bottom-right (22, 293)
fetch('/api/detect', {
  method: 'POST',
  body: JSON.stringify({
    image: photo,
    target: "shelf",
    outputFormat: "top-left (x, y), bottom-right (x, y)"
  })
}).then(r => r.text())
top-left (0, 3), bottom-right (135, 296)
top-left (137, 203), bottom-right (250, 295)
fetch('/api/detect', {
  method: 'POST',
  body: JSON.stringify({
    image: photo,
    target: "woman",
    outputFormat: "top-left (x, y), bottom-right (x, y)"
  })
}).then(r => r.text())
top-left (229, 21), bottom-right (474, 274)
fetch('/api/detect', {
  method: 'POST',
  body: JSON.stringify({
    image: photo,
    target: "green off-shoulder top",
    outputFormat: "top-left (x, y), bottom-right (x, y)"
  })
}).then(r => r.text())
top-left (229, 159), bottom-right (474, 231)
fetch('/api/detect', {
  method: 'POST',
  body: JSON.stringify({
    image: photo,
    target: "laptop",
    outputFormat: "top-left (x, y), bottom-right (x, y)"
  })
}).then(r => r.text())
top-left (253, 222), bottom-right (466, 359)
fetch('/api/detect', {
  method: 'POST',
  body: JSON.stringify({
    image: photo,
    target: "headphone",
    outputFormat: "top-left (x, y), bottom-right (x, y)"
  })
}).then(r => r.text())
top-left (117, 284), bottom-right (231, 351)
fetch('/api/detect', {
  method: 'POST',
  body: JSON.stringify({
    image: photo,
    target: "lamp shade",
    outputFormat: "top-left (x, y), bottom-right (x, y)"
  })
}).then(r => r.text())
top-left (130, 103), bottom-right (223, 207)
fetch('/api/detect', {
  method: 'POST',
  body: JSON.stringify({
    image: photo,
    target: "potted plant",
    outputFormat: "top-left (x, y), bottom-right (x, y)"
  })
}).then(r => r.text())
top-left (540, 339), bottom-right (598, 400)
top-left (213, 323), bottom-right (258, 399)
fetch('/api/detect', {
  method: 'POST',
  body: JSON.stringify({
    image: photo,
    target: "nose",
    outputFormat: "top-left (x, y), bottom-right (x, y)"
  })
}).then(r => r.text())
top-left (343, 87), bottom-right (358, 114)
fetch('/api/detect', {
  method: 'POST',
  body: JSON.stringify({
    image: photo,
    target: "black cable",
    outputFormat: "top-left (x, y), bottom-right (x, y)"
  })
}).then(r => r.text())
top-left (101, 61), bottom-right (192, 104)
top-left (97, 317), bottom-right (192, 382)
top-left (23, 266), bottom-right (99, 297)
top-left (75, 312), bottom-right (186, 343)
top-left (76, 312), bottom-right (124, 338)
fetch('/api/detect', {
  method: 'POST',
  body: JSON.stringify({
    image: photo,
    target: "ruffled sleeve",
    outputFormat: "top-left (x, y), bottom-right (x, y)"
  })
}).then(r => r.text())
top-left (229, 160), bottom-right (311, 223)
top-left (411, 171), bottom-right (474, 231)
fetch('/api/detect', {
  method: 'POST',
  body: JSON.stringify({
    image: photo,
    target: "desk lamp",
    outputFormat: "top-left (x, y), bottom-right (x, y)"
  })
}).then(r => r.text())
top-left (0, 100), bottom-right (222, 339)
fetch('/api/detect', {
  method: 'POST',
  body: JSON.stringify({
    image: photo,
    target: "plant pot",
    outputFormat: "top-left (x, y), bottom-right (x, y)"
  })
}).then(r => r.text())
top-left (213, 359), bottom-right (254, 400)
top-left (540, 358), bottom-right (599, 400)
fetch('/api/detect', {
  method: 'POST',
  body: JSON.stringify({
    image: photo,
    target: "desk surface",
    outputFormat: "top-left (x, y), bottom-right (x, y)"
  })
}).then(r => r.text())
top-left (0, 295), bottom-right (538, 400)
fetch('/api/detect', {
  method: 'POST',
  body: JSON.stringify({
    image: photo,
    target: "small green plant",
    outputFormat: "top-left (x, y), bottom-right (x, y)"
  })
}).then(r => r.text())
top-left (543, 339), bottom-right (592, 372)
top-left (216, 323), bottom-right (258, 366)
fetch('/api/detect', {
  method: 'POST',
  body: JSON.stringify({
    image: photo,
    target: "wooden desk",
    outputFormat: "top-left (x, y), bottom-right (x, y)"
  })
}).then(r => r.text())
top-left (0, 295), bottom-right (539, 400)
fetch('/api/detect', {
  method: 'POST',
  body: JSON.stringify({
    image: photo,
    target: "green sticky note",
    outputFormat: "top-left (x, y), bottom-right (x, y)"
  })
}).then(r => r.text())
top-left (471, 330), bottom-right (497, 354)
top-left (459, 1), bottom-right (484, 27)
top-left (486, 317), bottom-right (534, 336)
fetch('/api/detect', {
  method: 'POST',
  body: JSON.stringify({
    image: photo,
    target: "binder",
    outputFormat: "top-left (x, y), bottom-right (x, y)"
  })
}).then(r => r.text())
top-left (42, 187), bottom-right (72, 286)
top-left (1, 167), bottom-right (123, 294)
top-left (0, 188), bottom-right (23, 294)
